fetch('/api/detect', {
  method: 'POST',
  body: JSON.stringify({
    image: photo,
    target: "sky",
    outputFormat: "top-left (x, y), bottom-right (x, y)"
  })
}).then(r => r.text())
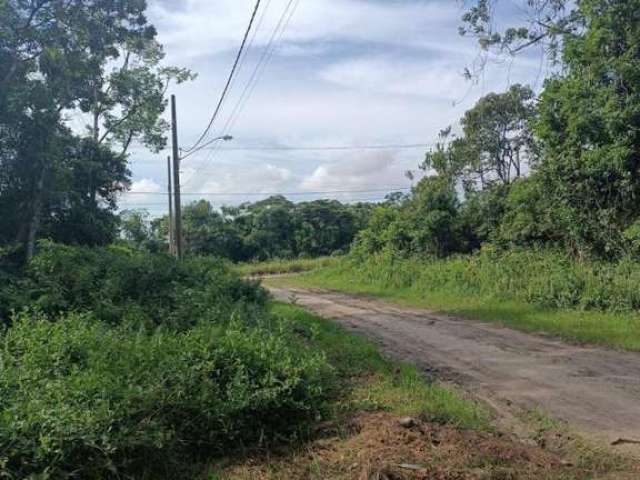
top-left (117, 0), bottom-right (547, 216)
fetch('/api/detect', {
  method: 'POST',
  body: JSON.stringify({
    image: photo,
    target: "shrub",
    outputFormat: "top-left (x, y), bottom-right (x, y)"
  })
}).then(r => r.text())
top-left (1, 241), bottom-right (268, 328)
top-left (0, 311), bottom-right (331, 479)
top-left (344, 246), bottom-right (640, 313)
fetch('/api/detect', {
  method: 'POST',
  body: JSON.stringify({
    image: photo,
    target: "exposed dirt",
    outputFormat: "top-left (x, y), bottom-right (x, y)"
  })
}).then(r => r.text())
top-left (215, 411), bottom-right (637, 480)
top-left (270, 287), bottom-right (640, 452)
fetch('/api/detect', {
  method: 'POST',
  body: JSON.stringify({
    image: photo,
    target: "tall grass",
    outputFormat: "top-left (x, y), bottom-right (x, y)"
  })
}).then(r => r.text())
top-left (270, 247), bottom-right (640, 351)
top-left (346, 246), bottom-right (640, 312)
top-left (236, 256), bottom-right (341, 276)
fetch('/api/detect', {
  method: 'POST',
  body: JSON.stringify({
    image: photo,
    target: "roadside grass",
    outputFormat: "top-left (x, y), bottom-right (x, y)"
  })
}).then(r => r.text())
top-left (270, 302), bottom-right (489, 430)
top-left (265, 265), bottom-right (640, 352)
top-left (235, 256), bottom-right (340, 277)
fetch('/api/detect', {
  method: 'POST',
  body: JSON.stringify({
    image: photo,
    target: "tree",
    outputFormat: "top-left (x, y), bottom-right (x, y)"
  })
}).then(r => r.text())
top-left (244, 204), bottom-right (297, 260)
top-left (355, 177), bottom-right (464, 258)
top-left (534, 0), bottom-right (640, 257)
top-left (404, 176), bottom-right (463, 257)
top-left (0, 0), bottom-right (192, 259)
top-left (460, 0), bottom-right (580, 63)
top-left (148, 196), bottom-right (374, 261)
top-left (423, 84), bottom-right (537, 191)
top-left (120, 209), bottom-right (152, 245)
top-left (293, 200), bottom-right (358, 257)
top-left (181, 200), bottom-right (245, 260)
top-left (43, 137), bottom-right (131, 246)
top-left (497, 176), bottom-right (559, 246)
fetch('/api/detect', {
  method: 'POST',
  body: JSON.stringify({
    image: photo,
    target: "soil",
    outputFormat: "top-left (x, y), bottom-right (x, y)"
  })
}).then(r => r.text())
top-left (216, 410), bottom-right (638, 479)
top-left (269, 287), bottom-right (640, 452)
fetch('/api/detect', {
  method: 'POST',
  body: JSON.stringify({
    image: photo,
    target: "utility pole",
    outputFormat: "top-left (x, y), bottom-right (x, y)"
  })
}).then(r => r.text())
top-left (171, 94), bottom-right (183, 259)
top-left (166, 155), bottom-right (174, 255)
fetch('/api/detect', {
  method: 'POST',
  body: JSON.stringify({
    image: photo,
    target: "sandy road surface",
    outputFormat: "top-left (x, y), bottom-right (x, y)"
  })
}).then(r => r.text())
top-left (270, 286), bottom-right (640, 448)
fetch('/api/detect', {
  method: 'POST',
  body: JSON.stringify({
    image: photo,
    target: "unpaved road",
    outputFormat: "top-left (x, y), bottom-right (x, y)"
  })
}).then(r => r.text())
top-left (270, 286), bottom-right (640, 448)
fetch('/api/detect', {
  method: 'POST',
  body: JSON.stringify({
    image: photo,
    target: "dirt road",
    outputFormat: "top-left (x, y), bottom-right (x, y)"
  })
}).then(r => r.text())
top-left (270, 286), bottom-right (640, 448)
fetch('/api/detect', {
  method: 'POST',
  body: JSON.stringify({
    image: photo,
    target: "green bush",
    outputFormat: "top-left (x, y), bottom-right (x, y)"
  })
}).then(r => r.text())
top-left (1, 241), bottom-right (268, 328)
top-left (0, 311), bottom-right (331, 479)
top-left (344, 246), bottom-right (640, 313)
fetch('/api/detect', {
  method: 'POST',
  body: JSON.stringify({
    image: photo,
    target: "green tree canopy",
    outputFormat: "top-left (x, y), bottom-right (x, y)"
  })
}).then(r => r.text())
top-left (0, 0), bottom-right (192, 258)
top-left (423, 84), bottom-right (537, 191)
top-left (534, 0), bottom-right (640, 257)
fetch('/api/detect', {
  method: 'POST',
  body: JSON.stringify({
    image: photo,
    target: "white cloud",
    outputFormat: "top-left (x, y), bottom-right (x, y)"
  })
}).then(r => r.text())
top-left (130, 178), bottom-right (162, 193)
top-left (320, 57), bottom-right (470, 101)
top-left (118, 178), bottom-right (164, 212)
top-left (300, 150), bottom-right (421, 197)
top-left (173, 161), bottom-right (295, 206)
top-left (120, 1), bottom-right (547, 216)
top-left (151, 0), bottom-right (462, 61)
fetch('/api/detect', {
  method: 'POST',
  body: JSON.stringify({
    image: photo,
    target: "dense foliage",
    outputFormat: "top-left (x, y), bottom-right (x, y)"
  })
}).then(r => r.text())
top-left (0, 312), bottom-right (328, 479)
top-left (0, 244), bottom-right (331, 478)
top-left (357, 0), bottom-right (640, 263)
top-left (122, 196), bottom-right (374, 261)
top-left (350, 246), bottom-right (640, 313)
top-left (0, 0), bottom-right (192, 259)
top-left (0, 241), bottom-right (266, 328)
top-left (534, 0), bottom-right (640, 257)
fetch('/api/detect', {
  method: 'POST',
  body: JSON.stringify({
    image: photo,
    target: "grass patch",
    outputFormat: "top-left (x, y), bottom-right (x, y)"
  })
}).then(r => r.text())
top-left (235, 256), bottom-right (340, 277)
top-left (270, 302), bottom-right (489, 431)
top-left (265, 257), bottom-right (640, 352)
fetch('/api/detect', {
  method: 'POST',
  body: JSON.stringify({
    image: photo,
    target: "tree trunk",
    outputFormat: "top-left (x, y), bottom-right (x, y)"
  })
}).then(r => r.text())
top-left (93, 109), bottom-right (100, 142)
top-left (25, 168), bottom-right (45, 262)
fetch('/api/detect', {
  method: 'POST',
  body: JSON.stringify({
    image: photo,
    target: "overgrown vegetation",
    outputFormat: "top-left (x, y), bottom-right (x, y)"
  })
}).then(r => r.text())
top-left (0, 312), bottom-right (329, 478)
top-left (211, 305), bottom-right (635, 480)
top-left (0, 241), bottom-right (266, 328)
top-left (2, 0), bottom-right (640, 477)
top-left (0, 244), bottom-right (333, 478)
top-left (0, 244), bottom-right (493, 478)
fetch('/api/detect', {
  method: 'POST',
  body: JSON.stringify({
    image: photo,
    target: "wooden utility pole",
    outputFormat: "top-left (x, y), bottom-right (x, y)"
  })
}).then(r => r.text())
top-left (166, 155), bottom-right (174, 255)
top-left (171, 95), bottom-right (183, 259)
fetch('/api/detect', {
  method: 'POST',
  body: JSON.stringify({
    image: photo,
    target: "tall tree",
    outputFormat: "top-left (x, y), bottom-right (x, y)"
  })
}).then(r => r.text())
top-left (423, 84), bottom-right (537, 191)
top-left (534, 0), bottom-right (640, 257)
top-left (0, 0), bottom-right (192, 258)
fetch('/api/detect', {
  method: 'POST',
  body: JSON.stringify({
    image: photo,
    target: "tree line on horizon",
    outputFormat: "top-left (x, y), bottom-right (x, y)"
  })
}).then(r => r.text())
top-left (121, 196), bottom-right (375, 261)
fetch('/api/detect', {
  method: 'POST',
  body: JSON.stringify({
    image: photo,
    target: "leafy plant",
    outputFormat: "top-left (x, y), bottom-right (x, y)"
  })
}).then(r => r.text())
top-left (0, 241), bottom-right (267, 328)
top-left (0, 311), bottom-right (331, 479)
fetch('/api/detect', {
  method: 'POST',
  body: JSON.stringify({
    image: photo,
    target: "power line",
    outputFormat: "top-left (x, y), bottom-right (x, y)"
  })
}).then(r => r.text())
top-left (132, 141), bottom-right (434, 165)
top-left (219, 0), bottom-right (301, 138)
top-left (183, 0), bottom-right (298, 183)
top-left (200, 143), bottom-right (434, 152)
top-left (181, 0), bottom-right (262, 154)
top-left (120, 187), bottom-right (411, 197)
top-left (182, 0), bottom-right (274, 160)
top-left (182, 0), bottom-right (302, 187)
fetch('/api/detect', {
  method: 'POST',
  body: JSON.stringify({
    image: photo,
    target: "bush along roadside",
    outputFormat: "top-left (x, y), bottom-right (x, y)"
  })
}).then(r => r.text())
top-left (0, 312), bottom-right (332, 479)
top-left (0, 241), bottom-right (269, 329)
top-left (346, 246), bottom-right (640, 313)
top-left (0, 242), bottom-right (333, 479)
